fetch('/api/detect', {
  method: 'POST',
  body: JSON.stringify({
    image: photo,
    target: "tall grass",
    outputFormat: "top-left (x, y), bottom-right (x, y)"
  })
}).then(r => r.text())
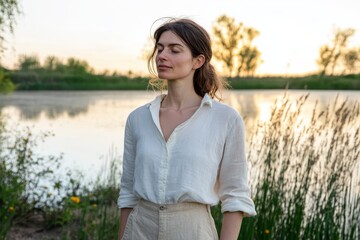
top-left (233, 93), bottom-right (359, 239)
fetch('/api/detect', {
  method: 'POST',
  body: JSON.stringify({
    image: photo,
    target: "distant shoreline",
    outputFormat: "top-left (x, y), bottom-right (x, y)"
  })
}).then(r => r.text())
top-left (7, 71), bottom-right (360, 91)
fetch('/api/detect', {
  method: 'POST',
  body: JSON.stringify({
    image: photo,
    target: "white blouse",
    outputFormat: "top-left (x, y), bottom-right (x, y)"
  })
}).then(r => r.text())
top-left (118, 93), bottom-right (256, 216)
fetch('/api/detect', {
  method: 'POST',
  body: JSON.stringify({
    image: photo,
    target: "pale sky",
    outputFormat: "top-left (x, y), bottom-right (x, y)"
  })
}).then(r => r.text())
top-left (2, 0), bottom-right (360, 76)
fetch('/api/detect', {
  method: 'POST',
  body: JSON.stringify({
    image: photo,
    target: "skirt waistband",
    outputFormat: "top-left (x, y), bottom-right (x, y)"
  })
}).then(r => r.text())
top-left (137, 199), bottom-right (209, 212)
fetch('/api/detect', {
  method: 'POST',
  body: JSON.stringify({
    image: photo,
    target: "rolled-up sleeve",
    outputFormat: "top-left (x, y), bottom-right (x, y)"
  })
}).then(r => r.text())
top-left (118, 115), bottom-right (139, 208)
top-left (218, 116), bottom-right (256, 216)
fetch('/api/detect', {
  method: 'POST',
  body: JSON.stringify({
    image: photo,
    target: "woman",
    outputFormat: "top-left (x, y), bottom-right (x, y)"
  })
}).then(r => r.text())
top-left (118, 18), bottom-right (256, 240)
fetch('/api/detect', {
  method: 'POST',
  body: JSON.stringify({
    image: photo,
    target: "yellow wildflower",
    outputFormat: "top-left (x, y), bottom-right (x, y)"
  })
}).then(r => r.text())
top-left (265, 229), bottom-right (270, 235)
top-left (92, 203), bottom-right (97, 208)
top-left (8, 206), bottom-right (15, 212)
top-left (70, 196), bottom-right (81, 204)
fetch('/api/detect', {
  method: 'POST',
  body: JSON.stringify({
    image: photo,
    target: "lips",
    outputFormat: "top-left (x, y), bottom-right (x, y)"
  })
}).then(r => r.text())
top-left (157, 64), bottom-right (171, 69)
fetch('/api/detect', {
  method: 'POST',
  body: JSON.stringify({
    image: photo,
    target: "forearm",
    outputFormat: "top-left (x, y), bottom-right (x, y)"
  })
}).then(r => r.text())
top-left (220, 211), bottom-right (243, 240)
top-left (118, 208), bottom-right (133, 240)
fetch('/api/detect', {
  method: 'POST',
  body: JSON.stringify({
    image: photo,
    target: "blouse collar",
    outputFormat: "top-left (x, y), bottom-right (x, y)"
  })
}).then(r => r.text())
top-left (147, 93), bottom-right (213, 109)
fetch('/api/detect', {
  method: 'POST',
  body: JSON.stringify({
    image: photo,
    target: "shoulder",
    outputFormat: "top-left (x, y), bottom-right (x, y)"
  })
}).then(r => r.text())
top-left (128, 104), bottom-right (149, 119)
top-left (211, 100), bottom-right (243, 123)
top-left (210, 100), bottom-right (246, 137)
top-left (127, 94), bottom-right (162, 121)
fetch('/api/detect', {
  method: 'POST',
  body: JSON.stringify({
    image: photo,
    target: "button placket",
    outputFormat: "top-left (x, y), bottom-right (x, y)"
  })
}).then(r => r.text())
top-left (159, 146), bottom-right (167, 203)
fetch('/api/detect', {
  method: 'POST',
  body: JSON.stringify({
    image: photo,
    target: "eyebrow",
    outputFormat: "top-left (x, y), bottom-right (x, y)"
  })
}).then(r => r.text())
top-left (156, 43), bottom-right (184, 48)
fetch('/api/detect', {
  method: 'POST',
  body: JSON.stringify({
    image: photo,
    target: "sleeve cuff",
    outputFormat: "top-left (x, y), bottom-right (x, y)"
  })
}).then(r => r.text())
top-left (221, 197), bottom-right (257, 217)
top-left (117, 195), bottom-right (139, 209)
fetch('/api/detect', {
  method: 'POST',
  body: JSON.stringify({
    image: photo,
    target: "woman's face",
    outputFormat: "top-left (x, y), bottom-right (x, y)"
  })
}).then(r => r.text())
top-left (156, 31), bottom-right (197, 81)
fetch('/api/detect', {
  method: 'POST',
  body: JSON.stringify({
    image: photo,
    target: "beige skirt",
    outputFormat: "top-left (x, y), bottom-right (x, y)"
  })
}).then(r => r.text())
top-left (121, 199), bottom-right (219, 240)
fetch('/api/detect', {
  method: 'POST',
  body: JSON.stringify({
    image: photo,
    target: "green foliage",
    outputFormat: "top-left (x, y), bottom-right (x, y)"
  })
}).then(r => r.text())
top-left (6, 71), bottom-right (360, 91)
top-left (227, 75), bottom-right (360, 90)
top-left (0, 114), bottom-right (17, 237)
top-left (0, 116), bottom-right (90, 238)
top-left (212, 15), bottom-right (261, 77)
top-left (9, 71), bottom-right (150, 90)
top-left (27, 151), bottom-right (121, 239)
top-left (65, 57), bottom-right (93, 75)
top-left (0, 68), bottom-right (15, 94)
top-left (0, 114), bottom-right (121, 238)
top-left (0, 123), bottom-right (59, 237)
top-left (43, 55), bottom-right (63, 71)
top-left (15, 54), bottom-right (94, 75)
top-left (16, 54), bottom-right (41, 71)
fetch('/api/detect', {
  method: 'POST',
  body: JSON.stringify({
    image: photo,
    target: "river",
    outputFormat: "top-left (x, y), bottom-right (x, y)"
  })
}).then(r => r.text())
top-left (0, 90), bottom-right (359, 180)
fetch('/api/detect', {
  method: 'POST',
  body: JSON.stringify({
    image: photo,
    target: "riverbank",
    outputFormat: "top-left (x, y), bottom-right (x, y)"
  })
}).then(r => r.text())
top-left (0, 92), bottom-right (360, 240)
top-left (6, 70), bottom-right (360, 90)
top-left (1, 91), bottom-right (359, 239)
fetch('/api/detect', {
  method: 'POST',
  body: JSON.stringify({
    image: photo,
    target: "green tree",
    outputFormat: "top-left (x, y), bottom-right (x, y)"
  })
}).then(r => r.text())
top-left (17, 54), bottom-right (41, 71)
top-left (343, 48), bottom-right (360, 74)
top-left (237, 27), bottom-right (261, 77)
top-left (317, 28), bottom-right (356, 76)
top-left (44, 55), bottom-right (63, 71)
top-left (212, 15), bottom-right (241, 77)
top-left (212, 15), bottom-right (261, 77)
top-left (0, 0), bottom-right (21, 94)
top-left (0, 68), bottom-right (15, 94)
top-left (65, 57), bottom-right (93, 74)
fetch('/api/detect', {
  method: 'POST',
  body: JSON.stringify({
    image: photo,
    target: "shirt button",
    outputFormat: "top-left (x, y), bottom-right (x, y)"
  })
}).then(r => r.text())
top-left (159, 205), bottom-right (166, 210)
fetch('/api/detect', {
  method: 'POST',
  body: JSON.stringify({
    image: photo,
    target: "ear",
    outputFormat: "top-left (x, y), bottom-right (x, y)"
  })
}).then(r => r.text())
top-left (192, 54), bottom-right (205, 70)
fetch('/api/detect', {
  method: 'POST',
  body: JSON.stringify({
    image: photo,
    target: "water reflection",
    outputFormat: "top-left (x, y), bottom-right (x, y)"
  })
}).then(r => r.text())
top-left (0, 90), bottom-right (359, 177)
top-left (1, 90), bottom-right (357, 121)
top-left (225, 90), bottom-right (360, 136)
top-left (0, 91), bottom-right (93, 120)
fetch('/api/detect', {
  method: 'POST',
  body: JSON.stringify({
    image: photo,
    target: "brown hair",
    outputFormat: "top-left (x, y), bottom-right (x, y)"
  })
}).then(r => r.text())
top-left (148, 18), bottom-right (227, 99)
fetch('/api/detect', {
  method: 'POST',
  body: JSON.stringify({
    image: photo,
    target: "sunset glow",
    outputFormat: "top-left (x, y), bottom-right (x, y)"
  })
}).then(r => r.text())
top-left (2, 0), bottom-right (360, 76)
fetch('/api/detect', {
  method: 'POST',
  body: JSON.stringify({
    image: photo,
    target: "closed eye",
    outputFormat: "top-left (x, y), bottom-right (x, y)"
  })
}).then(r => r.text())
top-left (156, 42), bottom-right (184, 54)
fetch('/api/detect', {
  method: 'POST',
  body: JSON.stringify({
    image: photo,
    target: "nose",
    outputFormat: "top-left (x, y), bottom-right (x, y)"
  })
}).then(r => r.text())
top-left (157, 50), bottom-right (167, 61)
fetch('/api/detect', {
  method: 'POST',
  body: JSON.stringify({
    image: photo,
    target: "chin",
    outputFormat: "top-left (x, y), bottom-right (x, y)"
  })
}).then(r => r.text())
top-left (157, 73), bottom-right (172, 80)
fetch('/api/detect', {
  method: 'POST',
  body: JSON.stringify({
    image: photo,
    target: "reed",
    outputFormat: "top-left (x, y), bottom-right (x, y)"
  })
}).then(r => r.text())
top-left (231, 93), bottom-right (360, 239)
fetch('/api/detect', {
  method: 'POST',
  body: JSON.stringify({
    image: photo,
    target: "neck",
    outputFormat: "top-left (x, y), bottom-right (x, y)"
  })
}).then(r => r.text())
top-left (162, 80), bottom-right (202, 110)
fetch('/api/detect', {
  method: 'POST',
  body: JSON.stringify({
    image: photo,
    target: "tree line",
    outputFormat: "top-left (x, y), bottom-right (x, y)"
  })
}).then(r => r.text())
top-left (15, 55), bottom-right (95, 75)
